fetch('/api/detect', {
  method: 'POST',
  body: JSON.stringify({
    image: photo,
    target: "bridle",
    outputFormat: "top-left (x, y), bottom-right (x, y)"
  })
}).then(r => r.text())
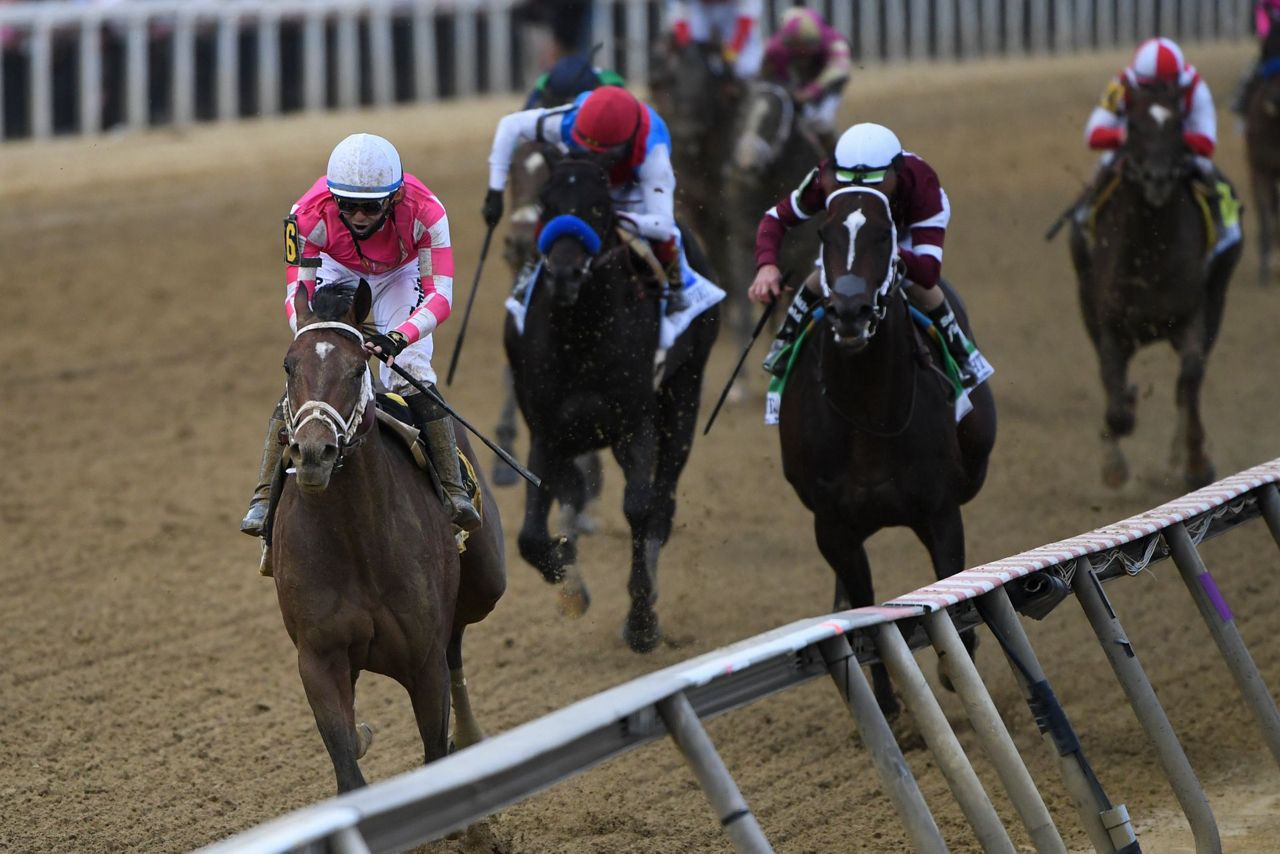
top-left (284, 321), bottom-right (374, 467)
top-left (822, 185), bottom-right (905, 339)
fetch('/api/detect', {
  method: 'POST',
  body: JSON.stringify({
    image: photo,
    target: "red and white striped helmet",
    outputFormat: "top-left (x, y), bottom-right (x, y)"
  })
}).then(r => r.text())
top-left (1125, 37), bottom-right (1190, 87)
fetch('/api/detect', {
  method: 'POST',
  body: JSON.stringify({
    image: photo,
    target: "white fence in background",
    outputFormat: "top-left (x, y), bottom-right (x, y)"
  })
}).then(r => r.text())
top-left (0, 0), bottom-right (1260, 141)
top-left (202, 458), bottom-right (1280, 853)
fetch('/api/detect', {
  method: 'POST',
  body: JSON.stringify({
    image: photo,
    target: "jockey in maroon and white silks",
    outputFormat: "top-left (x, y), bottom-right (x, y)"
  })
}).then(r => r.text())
top-left (749, 123), bottom-right (991, 389)
top-left (286, 173), bottom-right (453, 388)
top-left (1084, 37), bottom-right (1217, 171)
top-left (667, 0), bottom-right (763, 78)
top-left (755, 153), bottom-right (948, 291)
top-left (760, 7), bottom-right (852, 145)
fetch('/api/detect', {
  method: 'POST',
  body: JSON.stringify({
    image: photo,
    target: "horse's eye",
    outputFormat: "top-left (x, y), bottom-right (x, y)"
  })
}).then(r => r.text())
top-left (283, 358), bottom-right (294, 375)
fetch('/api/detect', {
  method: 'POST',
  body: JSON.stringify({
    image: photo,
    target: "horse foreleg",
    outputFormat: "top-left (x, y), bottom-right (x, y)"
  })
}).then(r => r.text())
top-left (614, 425), bottom-right (662, 653)
top-left (814, 515), bottom-right (897, 719)
top-left (1097, 330), bottom-right (1137, 488)
top-left (407, 657), bottom-right (452, 765)
top-left (517, 440), bottom-right (576, 584)
top-left (297, 647), bottom-right (366, 793)
top-left (1251, 165), bottom-right (1275, 287)
top-left (446, 630), bottom-right (484, 750)
top-left (1171, 324), bottom-right (1215, 489)
top-left (912, 506), bottom-right (977, 691)
top-left (491, 367), bottom-right (521, 487)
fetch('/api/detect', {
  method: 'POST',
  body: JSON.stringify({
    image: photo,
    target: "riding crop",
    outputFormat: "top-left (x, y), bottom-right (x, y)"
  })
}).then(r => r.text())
top-left (372, 351), bottom-right (542, 489)
top-left (702, 294), bottom-right (780, 436)
top-left (445, 223), bottom-right (496, 386)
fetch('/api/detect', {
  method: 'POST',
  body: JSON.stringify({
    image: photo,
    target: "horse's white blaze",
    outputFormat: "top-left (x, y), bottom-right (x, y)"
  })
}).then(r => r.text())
top-left (315, 342), bottom-right (335, 360)
top-left (1149, 104), bottom-right (1174, 127)
top-left (844, 209), bottom-right (868, 271)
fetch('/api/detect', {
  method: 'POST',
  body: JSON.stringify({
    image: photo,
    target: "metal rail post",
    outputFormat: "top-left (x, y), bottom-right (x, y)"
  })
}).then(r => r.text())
top-left (1165, 523), bottom-right (1280, 768)
top-left (976, 588), bottom-right (1132, 853)
top-left (79, 15), bottom-right (103, 135)
top-left (876, 623), bottom-right (1015, 853)
top-left (818, 635), bottom-right (947, 853)
top-left (923, 611), bottom-right (1066, 853)
top-left (1071, 556), bottom-right (1221, 853)
top-left (30, 19), bottom-right (52, 139)
top-left (1258, 484), bottom-right (1280, 550)
top-left (656, 692), bottom-right (772, 854)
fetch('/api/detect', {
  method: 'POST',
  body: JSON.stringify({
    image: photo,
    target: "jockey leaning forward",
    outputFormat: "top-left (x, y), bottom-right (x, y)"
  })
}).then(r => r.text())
top-left (483, 85), bottom-right (695, 313)
top-left (748, 122), bottom-right (993, 389)
top-left (761, 6), bottom-right (853, 152)
top-left (668, 0), bottom-right (763, 79)
top-left (240, 133), bottom-right (482, 543)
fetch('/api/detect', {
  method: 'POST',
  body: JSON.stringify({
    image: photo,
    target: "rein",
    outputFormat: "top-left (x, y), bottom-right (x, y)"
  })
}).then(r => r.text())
top-left (285, 321), bottom-right (374, 463)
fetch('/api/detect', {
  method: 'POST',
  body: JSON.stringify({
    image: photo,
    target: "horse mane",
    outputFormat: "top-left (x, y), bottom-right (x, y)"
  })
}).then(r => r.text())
top-left (310, 283), bottom-right (359, 322)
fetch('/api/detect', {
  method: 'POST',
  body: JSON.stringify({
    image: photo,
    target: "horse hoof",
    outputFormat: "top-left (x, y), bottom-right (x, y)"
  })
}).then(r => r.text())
top-left (937, 658), bottom-right (956, 694)
top-left (556, 565), bottom-right (591, 618)
top-left (1185, 461), bottom-right (1216, 490)
top-left (355, 722), bottom-right (374, 760)
top-left (491, 462), bottom-right (520, 488)
top-left (1102, 448), bottom-right (1129, 489)
top-left (622, 605), bottom-right (661, 653)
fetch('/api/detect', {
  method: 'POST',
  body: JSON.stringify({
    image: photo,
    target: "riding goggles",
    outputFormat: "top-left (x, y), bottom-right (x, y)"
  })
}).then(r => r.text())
top-left (333, 194), bottom-right (392, 216)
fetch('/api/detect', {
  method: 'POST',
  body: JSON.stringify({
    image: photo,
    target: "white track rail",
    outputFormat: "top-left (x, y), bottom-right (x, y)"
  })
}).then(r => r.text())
top-left (202, 457), bottom-right (1280, 853)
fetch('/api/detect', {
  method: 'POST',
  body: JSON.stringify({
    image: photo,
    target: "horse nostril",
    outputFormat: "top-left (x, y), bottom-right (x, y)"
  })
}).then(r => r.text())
top-left (320, 444), bottom-right (338, 465)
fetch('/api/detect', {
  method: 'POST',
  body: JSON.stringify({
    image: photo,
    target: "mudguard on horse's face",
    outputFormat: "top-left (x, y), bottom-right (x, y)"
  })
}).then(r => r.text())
top-left (274, 281), bottom-right (505, 794)
top-left (504, 157), bottom-right (720, 653)
top-left (1246, 22), bottom-right (1280, 286)
top-left (720, 81), bottom-right (823, 358)
top-left (778, 187), bottom-right (996, 719)
top-left (1069, 82), bottom-right (1238, 490)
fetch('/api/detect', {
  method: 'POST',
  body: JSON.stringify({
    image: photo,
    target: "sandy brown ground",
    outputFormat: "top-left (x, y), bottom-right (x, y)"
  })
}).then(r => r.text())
top-left (3, 42), bottom-right (1280, 854)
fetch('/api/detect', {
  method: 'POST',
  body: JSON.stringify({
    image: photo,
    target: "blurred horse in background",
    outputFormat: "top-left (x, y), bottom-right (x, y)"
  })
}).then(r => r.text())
top-left (1245, 18), bottom-right (1280, 285)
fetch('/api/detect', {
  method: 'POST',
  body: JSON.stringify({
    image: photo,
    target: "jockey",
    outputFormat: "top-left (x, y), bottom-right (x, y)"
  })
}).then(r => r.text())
top-left (523, 51), bottom-right (625, 110)
top-left (760, 7), bottom-right (853, 152)
top-left (667, 0), bottom-right (764, 79)
top-left (483, 85), bottom-right (691, 312)
top-left (749, 123), bottom-right (991, 388)
top-left (1232, 0), bottom-right (1280, 113)
top-left (1084, 37), bottom-right (1217, 178)
top-left (240, 133), bottom-right (482, 541)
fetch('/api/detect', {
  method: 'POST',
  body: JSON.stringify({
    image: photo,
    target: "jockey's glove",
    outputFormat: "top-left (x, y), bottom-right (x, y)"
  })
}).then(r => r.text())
top-left (367, 330), bottom-right (408, 360)
top-left (482, 189), bottom-right (504, 227)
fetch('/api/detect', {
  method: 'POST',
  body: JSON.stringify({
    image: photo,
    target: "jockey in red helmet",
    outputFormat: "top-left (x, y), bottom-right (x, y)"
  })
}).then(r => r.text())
top-left (484, 85), bottom-right (698, 312)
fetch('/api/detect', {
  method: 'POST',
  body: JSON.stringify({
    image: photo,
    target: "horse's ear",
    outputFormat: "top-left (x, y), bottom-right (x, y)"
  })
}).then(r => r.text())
top-left (355, 279), bottom-right (372, 324)
top-left (293, 282), bottom-right (313, 326)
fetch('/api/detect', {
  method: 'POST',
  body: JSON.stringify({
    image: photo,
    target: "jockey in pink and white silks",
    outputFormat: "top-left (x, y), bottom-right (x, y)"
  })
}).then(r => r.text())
top-left (760, 7), bottom-right (852, 151)
top-left (748, 123), bottom-right (993, 389)
top-left (667, 0), bottom-right (764, 79)
top-left (241, 133), bottom-right (481, 544)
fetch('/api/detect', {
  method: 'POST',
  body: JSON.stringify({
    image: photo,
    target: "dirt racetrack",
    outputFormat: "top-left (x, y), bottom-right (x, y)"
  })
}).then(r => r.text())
top-left (4, 41), bottom-right (1280, 853)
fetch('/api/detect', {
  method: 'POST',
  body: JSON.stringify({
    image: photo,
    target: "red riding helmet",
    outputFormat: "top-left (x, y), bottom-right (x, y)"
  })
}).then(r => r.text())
top-left (571, 86), bottom-right (643, 152)
top-left (1125, 37), bottom-right (1188, 87)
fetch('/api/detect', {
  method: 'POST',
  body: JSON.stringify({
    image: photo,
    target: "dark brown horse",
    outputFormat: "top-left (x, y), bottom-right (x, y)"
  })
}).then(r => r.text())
top-left (273, 281), bottom-right (506, 793)
top-left (1069, 82), bottom-right (1239, 489)
top-left (778, 187), bottom-right (996, 716)
top-left (1245, 19), bottom-right (1280, 286)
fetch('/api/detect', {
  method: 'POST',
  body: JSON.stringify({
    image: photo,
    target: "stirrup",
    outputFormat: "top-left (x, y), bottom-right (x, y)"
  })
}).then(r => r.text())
top-left (446, 491), bottom-right (483, 533)
top-left (762, 338), bottom-right (788, 378)
top-left (240, 500), bottom-right (268, 537)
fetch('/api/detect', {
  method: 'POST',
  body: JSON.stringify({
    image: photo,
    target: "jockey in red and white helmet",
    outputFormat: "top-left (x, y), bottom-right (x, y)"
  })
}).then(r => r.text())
top-left (761, 7), bottom-right (853, 151)
top-left (749, 123), bottom-right (992, 389)
top-left (241, 133), bottom-right (481, 547)
top-left (1085, 37), bottom-right (1217, 169)
top-left (484, 85), bottom-right (699, 311)
top-left (668, 0), bottom-right (763, 79)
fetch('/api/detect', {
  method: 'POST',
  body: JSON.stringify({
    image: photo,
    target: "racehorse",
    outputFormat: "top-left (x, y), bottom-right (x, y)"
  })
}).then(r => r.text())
top-left (1069, 81), bottom-right (1239, 489)
top-left (505, 157), bottom-right (720, 652)
top-left (649, 38), bottom-right (740, 281)
top-left (721, 80), bottom-right (824, 359)
top-left (273, 281), bottom-right (506, 793)
top-left (1245, 18), bottom-right (1280, 286)
top-left (777, 186), bottom-right (996, 718)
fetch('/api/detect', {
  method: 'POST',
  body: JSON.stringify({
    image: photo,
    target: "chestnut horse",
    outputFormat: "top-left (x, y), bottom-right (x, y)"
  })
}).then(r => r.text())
top-left (273, 281), bottom-right (506, 793)
top-left (1068, 81), bottom-right (1239, 489)
top-left (778, 186), bottom-right (996, 717)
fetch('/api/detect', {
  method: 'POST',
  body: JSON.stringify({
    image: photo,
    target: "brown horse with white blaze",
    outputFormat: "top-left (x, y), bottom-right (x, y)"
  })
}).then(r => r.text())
top-left (272, 281), bottom-right (505, 793)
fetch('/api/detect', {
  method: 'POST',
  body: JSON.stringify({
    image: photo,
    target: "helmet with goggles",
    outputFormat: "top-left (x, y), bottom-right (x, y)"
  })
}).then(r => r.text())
top-left (326, 133), bottom-right (403, 201)
top-left (1125, 37), bottom-right (1188, 88)
top-left (834, 123), bottom-right (903, 185)
top-left (571, 86), bottom-right (643, 153)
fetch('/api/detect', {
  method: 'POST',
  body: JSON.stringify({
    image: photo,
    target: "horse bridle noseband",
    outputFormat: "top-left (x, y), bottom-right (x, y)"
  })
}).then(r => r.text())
top-left (285, 321), bottom-right (373, 466)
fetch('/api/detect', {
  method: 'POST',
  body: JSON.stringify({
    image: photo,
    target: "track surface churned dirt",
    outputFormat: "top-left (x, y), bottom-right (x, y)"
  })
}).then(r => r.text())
top-left (3, 43), bottom-right (1279, 853)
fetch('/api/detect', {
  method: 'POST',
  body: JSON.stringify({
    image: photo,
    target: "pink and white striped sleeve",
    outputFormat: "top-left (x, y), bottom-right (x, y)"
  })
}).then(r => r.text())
top-left (394, 204), bottom-right (454, 344)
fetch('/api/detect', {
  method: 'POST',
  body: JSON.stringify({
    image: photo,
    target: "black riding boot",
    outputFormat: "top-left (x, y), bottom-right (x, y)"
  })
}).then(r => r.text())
top-left (406, 389), bottom-right (483, 533)
top-left (762, 287), bottom-right (815, 378)
top-left (927, 297), bottom-right (979, 388)
top-left (240, 400), bottom-right (287, 537)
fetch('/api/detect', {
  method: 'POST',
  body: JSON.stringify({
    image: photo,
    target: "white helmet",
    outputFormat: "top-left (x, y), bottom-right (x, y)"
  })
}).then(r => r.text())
top-left (834, 123), bottom-right (903, 184)
top-left (326, 133), bottom-right (403, 199)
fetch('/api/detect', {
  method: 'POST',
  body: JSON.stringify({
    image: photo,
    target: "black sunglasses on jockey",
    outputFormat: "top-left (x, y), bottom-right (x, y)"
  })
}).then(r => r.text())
top-left (332, 194), bottom-right (392, 216)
